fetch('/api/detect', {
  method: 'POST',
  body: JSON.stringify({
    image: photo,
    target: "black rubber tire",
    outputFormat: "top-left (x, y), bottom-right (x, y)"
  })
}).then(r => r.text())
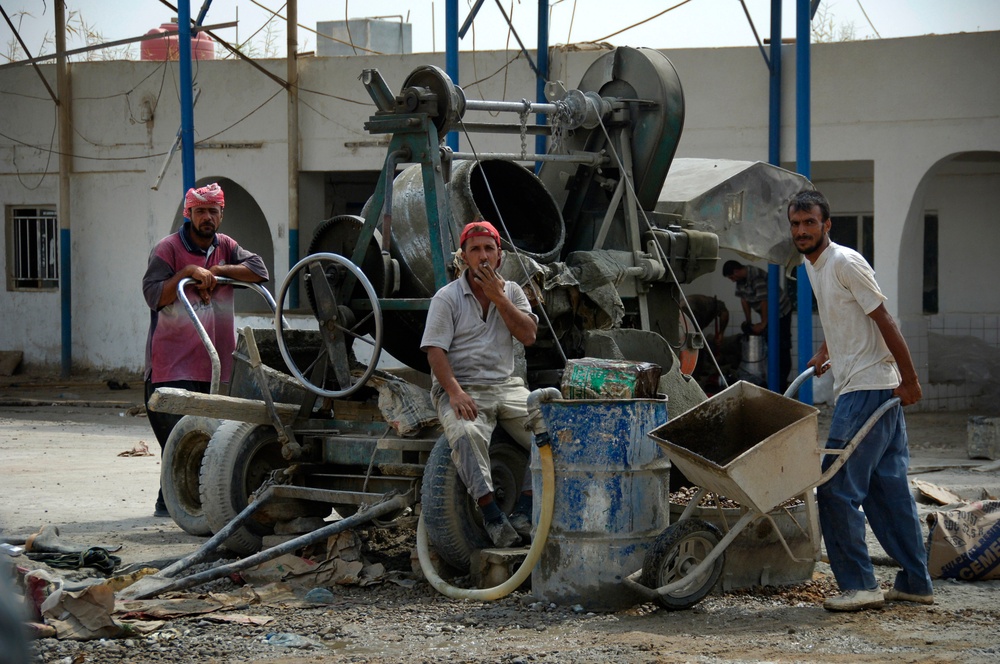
top-left (639, 518), bottom-right (725, 610)
top-left (160, 416), bottom-right (220, 536)
top-left (200, 421), bottom-right (294, 556)
top-left (420, 430), bottom-right (529, 571)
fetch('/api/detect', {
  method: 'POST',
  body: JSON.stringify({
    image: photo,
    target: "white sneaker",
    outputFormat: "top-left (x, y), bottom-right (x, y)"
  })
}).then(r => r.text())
top-left (484, 514), bottom-right (519, 548)
top-left (823, 588), bottom-right (885, 612)
top-left (885, 588), bottom-right (934, 605)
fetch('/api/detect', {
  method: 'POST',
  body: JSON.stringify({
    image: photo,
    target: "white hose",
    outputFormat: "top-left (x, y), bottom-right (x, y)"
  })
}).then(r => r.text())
top-left (416, 441), bottom-right (555, 600)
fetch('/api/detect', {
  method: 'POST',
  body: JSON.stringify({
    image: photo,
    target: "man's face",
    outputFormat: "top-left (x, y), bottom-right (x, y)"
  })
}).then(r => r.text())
top-left (190, 205), bottom-right (223, 239)
top-left (463, 235), bottom-right (501, 277)
top-left (726, 267), bottom-right (746, 285)
top-left (789, 205), bottom-right (830, 258)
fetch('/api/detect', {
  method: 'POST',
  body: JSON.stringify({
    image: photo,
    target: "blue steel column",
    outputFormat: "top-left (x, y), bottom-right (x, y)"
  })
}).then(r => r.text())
top-left (178, 0), bottom-right (196, 193)
top-left (446, 0), bottom-right (459, 151)
top-left (795, 0), bottom-right (813, 404)
top-left (766, 0), bottom-right (782, 392)
top-left (534, 0), bottom-right (549, 170)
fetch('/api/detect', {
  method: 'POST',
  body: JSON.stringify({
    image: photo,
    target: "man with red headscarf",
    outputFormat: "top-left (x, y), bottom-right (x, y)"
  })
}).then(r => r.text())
top-left (421, 220), bottom-right (540, 548)
top-left (142, 183), bottom-right (268, 517)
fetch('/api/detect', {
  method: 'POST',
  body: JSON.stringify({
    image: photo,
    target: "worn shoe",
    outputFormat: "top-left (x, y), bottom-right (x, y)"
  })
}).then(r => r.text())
top-left (886, 588), bottom-right (934, 605)
top-left (153, 502), bottom-right (170, 518)
top-left (508, 511), bottom-right (532, 539)
top-left (823, 588), bottom-right (885, 612)
top-left (484, 514), bottom-right (520, 548)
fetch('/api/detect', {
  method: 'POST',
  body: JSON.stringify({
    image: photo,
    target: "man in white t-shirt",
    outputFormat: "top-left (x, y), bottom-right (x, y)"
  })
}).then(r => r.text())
top-left (789, 190), bottom-right (933, 612)
top-left (420, 221), bottom-right (539, 548)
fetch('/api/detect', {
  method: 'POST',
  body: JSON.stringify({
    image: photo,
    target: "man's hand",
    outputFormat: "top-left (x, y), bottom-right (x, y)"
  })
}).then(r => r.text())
top-left (189, 266), bottom-right (216, 304)
top-left (808, 346), bottom-right (830, 376)
top-left (472, 261), bottom-right (506, 303)
top-left (894, 377), bottom-right (923, 407)
top-left (449, 388), bottom-right (479, 421)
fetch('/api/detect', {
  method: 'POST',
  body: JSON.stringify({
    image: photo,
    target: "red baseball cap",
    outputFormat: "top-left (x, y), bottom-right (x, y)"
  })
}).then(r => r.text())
top-left (459, 220), bottom-right (501, 248)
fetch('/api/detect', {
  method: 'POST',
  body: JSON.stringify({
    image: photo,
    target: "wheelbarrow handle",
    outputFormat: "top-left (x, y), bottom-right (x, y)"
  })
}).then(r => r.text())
top-left (783, 361), bottom-right (832, 399)
top-left (817, 396), bottom-right (901, 484)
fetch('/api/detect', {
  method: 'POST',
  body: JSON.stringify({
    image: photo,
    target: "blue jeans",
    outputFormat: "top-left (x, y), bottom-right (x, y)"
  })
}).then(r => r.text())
top-left (818, 389), bottom-right (933, 595)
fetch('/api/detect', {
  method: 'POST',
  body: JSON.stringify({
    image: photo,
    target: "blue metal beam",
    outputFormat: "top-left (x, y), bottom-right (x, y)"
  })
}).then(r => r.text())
top-left (446, 0), bottom-right (459, 151)
top-left (535, 0), bottom-right (549, 171)
top-left (767, 0), bottom-right (782, 392)
top-left (796, 0), bottom-right (814, 404)
top-left (178, 0), bottom-right (196, 193)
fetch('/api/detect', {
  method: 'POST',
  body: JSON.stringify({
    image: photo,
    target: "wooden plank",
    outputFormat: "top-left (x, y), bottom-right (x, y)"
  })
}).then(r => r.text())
top-left (148, 387), bottom-right (299, 424)
top-left (377, 437), bottom-right (438, 452)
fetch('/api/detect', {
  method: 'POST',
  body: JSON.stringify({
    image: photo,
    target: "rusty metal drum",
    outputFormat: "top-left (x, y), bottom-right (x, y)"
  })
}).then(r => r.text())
top-left (530, 397), bottom-right (670, 611)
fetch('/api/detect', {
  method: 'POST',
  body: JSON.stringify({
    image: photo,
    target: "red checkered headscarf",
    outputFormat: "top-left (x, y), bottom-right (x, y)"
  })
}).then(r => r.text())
top-left (183, 183), bottom-right (226, 219)
top-left (459, 220), bottom-right (501, 249)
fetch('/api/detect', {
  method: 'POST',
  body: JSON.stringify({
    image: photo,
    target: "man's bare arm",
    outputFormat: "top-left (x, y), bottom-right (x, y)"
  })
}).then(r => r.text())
top-left (869, 303), bottom-right (922, 406)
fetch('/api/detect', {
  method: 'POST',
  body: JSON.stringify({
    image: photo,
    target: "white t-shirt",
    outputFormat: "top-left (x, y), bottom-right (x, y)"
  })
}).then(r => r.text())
top-left (805, 242), bottom-right (901, 397)
top-left (420, 271), bottom-right (536, 386)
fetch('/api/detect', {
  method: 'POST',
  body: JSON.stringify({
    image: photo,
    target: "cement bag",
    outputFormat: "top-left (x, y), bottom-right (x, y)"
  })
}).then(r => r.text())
top-left (926, 500), bottom-right (1000, 581)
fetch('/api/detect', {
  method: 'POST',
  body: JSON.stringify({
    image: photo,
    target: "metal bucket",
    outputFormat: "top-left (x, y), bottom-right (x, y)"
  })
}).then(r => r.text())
top-left (530, 397), bottom-right (670, 611)
top-left (740, 334), bottom-right (766, 381)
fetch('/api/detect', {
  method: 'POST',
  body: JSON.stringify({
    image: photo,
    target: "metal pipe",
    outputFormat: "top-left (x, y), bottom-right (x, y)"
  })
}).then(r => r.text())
top-left (175, 276), bottom-right (278, 394)
top-left (446, 0), bottom-right (459, 151)
top-left (55, 1), bottom-right (72, 378)
top-left (463, 98), bottom-right (561, 115)
top-left (287, 0), bottom-right (300, 308)
top-left (767, 1), bottom-right (783, 393)
top-left (122, 491), bottom-right (412, 600)
top-left (795, 0), bottom-right (814, 404)
top-left (451, 151), bottom-right (607, 165)
top-left (535, 0), bottom-right (549, 172)
top-left (178, 0), bottom-right (196, 193)
top-left (459, 122), bottom-right (551, 135)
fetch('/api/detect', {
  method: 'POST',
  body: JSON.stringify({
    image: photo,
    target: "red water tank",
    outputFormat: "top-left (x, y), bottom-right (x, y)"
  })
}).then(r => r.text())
top-left (141, 21), bottom-right (215, 61)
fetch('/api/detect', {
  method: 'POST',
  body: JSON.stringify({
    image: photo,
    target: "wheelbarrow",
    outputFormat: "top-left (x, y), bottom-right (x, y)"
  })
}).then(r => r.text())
top-left (623, 367), bottom-right (900, 609)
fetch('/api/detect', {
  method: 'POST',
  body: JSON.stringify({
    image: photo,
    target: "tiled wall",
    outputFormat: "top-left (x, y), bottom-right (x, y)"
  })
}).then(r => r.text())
top-left (791, 313), bottom-right (998, 412)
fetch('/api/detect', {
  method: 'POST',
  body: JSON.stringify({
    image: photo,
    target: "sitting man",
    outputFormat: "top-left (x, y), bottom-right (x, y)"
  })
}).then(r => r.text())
top-left (420, 220), bottom-right (539, 547)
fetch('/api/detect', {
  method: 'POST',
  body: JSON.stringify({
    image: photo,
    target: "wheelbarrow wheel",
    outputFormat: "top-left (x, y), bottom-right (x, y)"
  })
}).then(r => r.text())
top-left (160, 415), bottom-right (220, 536)
top-left (420, 431), bottom-right (528, 571)
top-left (640, 518), bottom-right (725, 610)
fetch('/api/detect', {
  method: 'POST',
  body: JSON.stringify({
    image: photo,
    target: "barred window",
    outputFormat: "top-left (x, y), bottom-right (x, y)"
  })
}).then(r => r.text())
top-left (7, 206), bottom-right (59, 291)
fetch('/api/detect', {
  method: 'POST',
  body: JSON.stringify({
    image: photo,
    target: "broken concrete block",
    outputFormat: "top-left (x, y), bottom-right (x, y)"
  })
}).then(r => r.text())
top-left (968, 416), bottom-right (1000, 460)
top-left (469, 547), bottom-right (529, 589)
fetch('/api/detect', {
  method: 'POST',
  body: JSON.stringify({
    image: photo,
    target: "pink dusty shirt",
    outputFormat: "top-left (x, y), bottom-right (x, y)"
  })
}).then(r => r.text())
top-left (142, 223), bottom-right (268, 384)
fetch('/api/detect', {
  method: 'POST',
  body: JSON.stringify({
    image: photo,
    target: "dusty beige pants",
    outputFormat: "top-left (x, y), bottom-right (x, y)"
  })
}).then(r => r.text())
top-left (432, 377), bottom-right (539, 500)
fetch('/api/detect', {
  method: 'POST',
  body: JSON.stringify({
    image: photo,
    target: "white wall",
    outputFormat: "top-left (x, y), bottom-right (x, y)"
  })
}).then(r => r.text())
top-left (1, 32), bottom-right (998, 382)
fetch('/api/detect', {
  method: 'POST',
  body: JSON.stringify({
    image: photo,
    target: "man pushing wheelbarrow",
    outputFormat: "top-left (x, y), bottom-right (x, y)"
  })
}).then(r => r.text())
top-left (789, 190), bottom-right (933, 611)
top-left (627, 191), bottom-right (933, 612)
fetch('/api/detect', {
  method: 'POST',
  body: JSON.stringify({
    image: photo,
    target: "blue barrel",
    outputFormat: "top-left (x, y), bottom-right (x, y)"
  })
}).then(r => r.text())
top-left (531, 398), bottom-right (670, 611)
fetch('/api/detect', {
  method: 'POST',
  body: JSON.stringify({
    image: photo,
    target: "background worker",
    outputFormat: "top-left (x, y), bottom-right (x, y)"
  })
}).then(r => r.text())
top-left (421, 220), bottom-right (539, 548)
top-left (141, 183), bottom-right (268, 518)
top-left (682, 294), bottom-right (729, 352)
top-left (723, 259), bottom-right (793, 391)
top-left (789, 189), bottom-right (932, 612)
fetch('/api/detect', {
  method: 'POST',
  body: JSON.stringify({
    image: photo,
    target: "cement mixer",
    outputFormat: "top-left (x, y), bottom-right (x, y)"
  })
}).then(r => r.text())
top-left (148, 46), bottom-right (809, 582)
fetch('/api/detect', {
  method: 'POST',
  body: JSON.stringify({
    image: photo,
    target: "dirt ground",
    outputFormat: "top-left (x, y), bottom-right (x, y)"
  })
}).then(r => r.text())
top-left (2, 371), bottom-right (1000, 663)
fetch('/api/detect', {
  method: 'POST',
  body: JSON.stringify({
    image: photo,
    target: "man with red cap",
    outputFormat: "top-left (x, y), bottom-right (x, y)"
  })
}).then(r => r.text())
top-left (142, 183), bottom-right (268, 518)
top-left (421, 220), bottom-right (539, 547)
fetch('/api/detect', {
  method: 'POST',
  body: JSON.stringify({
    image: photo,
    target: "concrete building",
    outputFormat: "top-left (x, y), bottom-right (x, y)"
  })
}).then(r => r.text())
top-left (1, 31), bottom-right (998, 410)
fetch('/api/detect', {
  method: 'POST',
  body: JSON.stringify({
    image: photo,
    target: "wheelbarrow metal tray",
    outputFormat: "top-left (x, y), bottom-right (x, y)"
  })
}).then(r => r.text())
top-left (649, 381), bottom-right (819, 514)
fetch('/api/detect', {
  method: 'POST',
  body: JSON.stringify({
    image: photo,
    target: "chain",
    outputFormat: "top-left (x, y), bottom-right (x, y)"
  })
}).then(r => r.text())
top-left (519, 101), bottom-right (529, 159)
